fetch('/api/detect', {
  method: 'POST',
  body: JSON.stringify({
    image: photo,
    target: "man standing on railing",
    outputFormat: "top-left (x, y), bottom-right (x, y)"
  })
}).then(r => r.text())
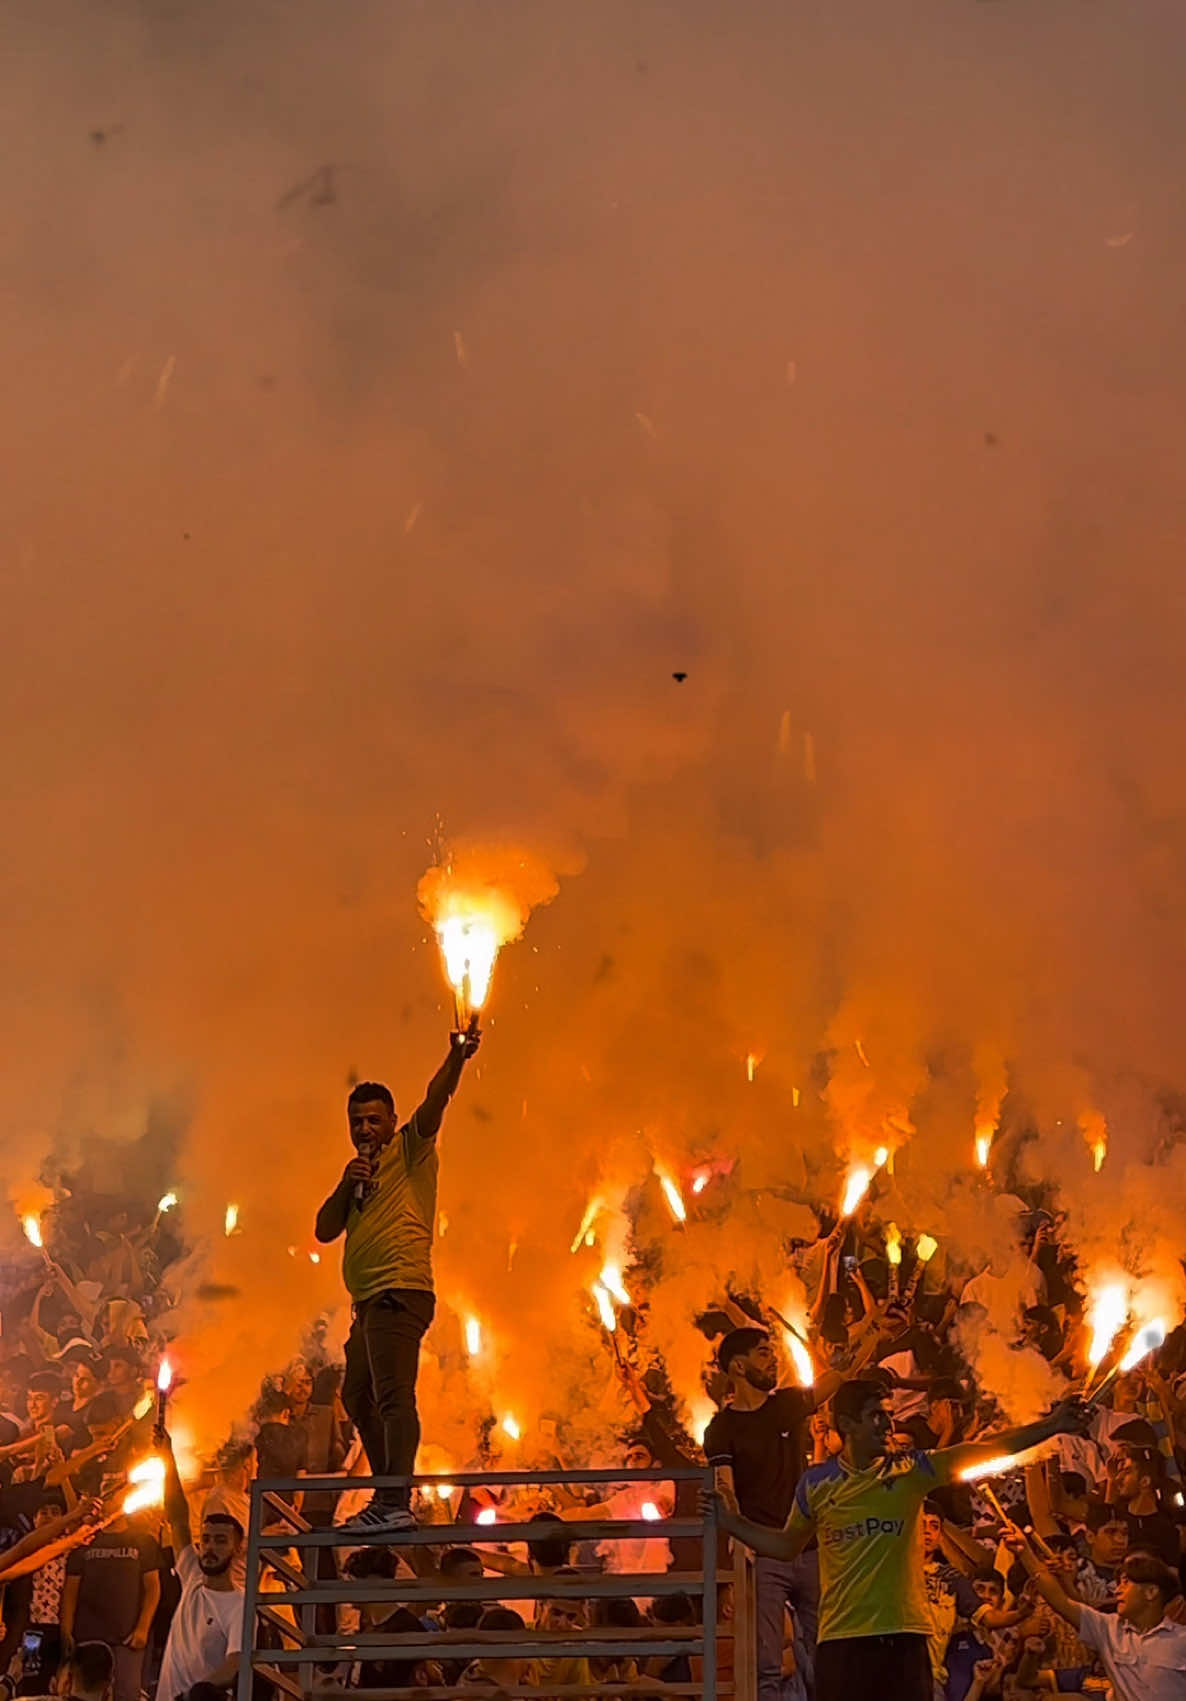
top-left (705, 1377), bottom-right (1090, 1701)
top-left (314, 1018), bottom-right (481, 1534)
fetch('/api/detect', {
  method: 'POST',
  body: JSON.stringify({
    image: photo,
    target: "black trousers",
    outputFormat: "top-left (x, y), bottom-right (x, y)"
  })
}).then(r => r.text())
top-left (341, 1287), bottom-right (435, 1508)
top-left (815, 1632), bottom-right (931, 1701)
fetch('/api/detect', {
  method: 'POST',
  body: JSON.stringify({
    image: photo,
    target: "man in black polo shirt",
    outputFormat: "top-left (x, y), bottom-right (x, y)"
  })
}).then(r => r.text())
top-left (705, 1326), bottom-right (866, 1701)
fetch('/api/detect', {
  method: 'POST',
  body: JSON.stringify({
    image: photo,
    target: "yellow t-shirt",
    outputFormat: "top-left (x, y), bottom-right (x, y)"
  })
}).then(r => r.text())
top-left (788, 1450), bottom-right (949, 1644)
top-left (341, 1109), bottom-right (437, 1301)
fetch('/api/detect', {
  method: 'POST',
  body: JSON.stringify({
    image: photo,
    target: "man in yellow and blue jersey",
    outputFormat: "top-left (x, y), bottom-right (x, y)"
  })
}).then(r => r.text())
top-left (708, 1376), bottom-right (1089, 1701)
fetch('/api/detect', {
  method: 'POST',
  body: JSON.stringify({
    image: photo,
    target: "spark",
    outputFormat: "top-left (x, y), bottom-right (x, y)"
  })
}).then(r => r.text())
top-left (658, 1174), bottom-right (687, 1224)
top-left (855, 1039), bottom-right (870, 1068)
top-left (746, 1053), bottom-right (757, 1083)
top-left (308, 1251), bottom-right (320, 1265)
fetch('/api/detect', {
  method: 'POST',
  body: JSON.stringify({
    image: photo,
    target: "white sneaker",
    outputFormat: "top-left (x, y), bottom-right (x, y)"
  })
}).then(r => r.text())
top-left (341, 1500), bottom-right (416, 1534)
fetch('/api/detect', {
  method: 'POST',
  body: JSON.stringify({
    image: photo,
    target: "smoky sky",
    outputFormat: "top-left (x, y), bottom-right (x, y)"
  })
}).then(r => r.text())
top-left (4, 0), bottom-right (1186, 1433)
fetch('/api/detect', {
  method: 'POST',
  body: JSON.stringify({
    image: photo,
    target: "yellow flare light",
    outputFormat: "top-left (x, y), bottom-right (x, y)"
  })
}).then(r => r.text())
top-left (785, 1332), bottom-right (815, 1388)
top-left (1120, 1320), bottom-right (1166, 1374)
top-left (659, 1174), bottom-right (687, 1224)
top-left (224, 1204), bottom-right (239, 1237)
top-left (156, 1358), bottom-right (173, 1395)
top-left (464, 1316), bottom-right (482, 1357)
top-left (123, 1455), bottom-right (166, 1515)
top-left (640, 1501), bottom-right (661, 1522)
top-left (1088, 1280), bottom-right (1128, 1367)
top-left (157, 1192), bottom-right (178, 1214)
top-left (691, 1169), bottom-right (710, 1195)
top-left (874, 1145), bottom-right (889, 1169)
top-left (885, 1223), bottom-right (902, 1267)
top-left (132, 1390), bottom-right (153, 1421)
top-left (688, 1398), bottom-right (713, 1447)
top-left (501, 1414), bottom-right (521, 1442)
top-left (592, 1283), bottom-right (617, 1332)
top-left (600, 1263), bottom-right (631, 1307)
top-left (1092, 1139), bottom-right (1107, 1173)
top-left (959, 1453), bottom-right (1019, 1483)
top-left (746, 1053), bottom-right (757, 1083)
top-left (475, 1506), bottom-right (498, 1526)
top-left (438, 914), bottom-right (501, 1012)
top-left (915, 1234), bottom-right (939, 1264)
top-left (570, 1196), bottom-right (602, 1255)
top-left (22, 1215), bottom-right (44, 1250)
top-left (975, 1131), bottom-right (992, 1168)
top-left (840, 1166), bottom-right (872, 1218)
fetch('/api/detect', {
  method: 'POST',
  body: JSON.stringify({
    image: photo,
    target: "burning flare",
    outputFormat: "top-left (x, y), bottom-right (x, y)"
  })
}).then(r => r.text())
top-left (464, 1316), bottom-right (483, 1357)
top-left (915, 1234), bottom-right (938, 1264)
top-left (123, 1455), bottom-right (166, 1516)
top-left (156, 1359), bottom-right (173, 1395)
top-left (975, 1129), bottom-right (992, 1169)
top-left (569, 1196), bottom-right (602, 1254)
top-left (21, 1214), bottom-right (44, 1250)
top-left (840, 1166), bottom-right (872, 1218)
top-left (958, 1453), bottom-right (1019, 1483)
top-left (224, 1204), bottom-right (239, 1237)
top-left (884, 1223), bottom-right (902, 1267)
top-left (658, 1173), bottom-right (687, 1224)
top-left (157, 1192), bottom-right (178, 1214)
top-left (501, 1414), bottom-right (521, 1442)
top-left (592, 1283), bottom-right (617, 1332)
top-left (1087, 1279), bottom-right (1128, 1368)
top-left (1120, 1319), bottom-right (1166, 1374)
top-left (1092, 1138), bottom-right (1107, 1173)
top-left (784, 1331), bottom-right (815, 1388)
top-left (600, 1263), bottom-right (631, 1307)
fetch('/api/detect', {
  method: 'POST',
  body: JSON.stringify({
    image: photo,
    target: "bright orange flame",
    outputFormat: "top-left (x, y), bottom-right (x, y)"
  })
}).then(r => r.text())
top-left (132, 1390), bottom-right (153, 1421)
top-left (915, 1234), bottom-right (938, 1264)
top-left (437, 914), bottom-right (503, 1010)
top-left (21, 1214), bottom-right (43, 1250)
top-left (746, 1053), bottom-right (757, 1083)
top-left (569, 1196), bottom-right (602, 1254)
top-left (640, 1500), bottom-right (661, 1522)
top-left (975, 1130), bottom-right (992, 1168)
top-left (691, 1168), bottom-right (711, 1195)
top-left (1092, 1138), bottom-right (1107, 1173)
top-left (475, 1506), bottom-right (498, 1526)
top-left (884, 1223), bottom-right (902, 1267)
top-left (688, 1397), bottom-right (714, 1446)
top-left (873, 1145), bottom-right (889, 1169)
top-left (501, 1414), bottom-right (521, 1442)
top-left (784, 1332), bottom-right (814, 1387)
top-left (658, 1174), bottom-right (687, 1224)
top-left (600, 1263), bottom-right (631, 1307)
top-left (840, 1166), bottom-right (871, 1217)
top-left (1088, 1279), bottom-right (1128, 1367)
top-left (1120, 1319), bottom-right (1166, 1373)
top-left (123, 1455), bottom-right (166, 1515)
top-left (592, 1282), bottom-right (617, 1331)
top-left (224, 1204), bottom-right (239, 1237)
top-left (464, 1316), bottom-right (482, 1356)
top-left (156, 1358), bottom-right (173, 1394)
top-left (959, 1453), bottom-right (1018, 1483)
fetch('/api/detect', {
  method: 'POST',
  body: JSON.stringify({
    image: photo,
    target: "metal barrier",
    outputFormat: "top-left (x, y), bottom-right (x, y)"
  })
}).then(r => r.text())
top-left (236, 1467), bottom-right (751, 1701)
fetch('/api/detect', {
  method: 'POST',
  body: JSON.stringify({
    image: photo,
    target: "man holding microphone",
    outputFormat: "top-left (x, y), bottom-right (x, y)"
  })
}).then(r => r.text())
top-left (315, 1016), bottom-right (481, 1532)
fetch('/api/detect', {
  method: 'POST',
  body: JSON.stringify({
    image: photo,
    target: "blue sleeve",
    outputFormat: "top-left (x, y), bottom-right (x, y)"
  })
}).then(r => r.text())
top-left (793, 1474), bottom-right (812, 1520)
top-left (914, 1450), bottom-right (937, 1478)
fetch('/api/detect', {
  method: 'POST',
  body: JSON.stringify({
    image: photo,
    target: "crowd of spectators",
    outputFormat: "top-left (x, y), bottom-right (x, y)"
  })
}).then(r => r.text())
top-left (3, 1167), bottom-right (1186, 1700)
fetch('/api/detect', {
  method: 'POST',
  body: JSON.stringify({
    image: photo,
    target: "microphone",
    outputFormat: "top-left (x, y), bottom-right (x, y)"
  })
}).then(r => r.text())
top-left (354, 1143), bottom-right (375, 1210)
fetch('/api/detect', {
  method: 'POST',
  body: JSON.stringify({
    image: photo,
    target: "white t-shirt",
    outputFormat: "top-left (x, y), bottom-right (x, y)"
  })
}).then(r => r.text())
top-left (880, 1351), bottom-right (929, 1424)
top-left (157, 1545), bottom-right (244, 1701)
top-left (1077, 1605), bottom-right (1186, 1701)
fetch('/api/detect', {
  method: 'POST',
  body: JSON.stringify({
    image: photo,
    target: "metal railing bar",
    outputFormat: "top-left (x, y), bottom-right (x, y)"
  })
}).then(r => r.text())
top-left (315, 1687), bottom-right (730, 1700)
top-left (255, 1519), bottom-right (706, 1548)
top-left (256, 1603), bottom-right (307, 1646)
top-left (255, 1637), bottom-right (705, 1665)
top-left (252, 1467), bottom-right (709, 1493)
top-left (258, 1572), bottom-right (728, 1605)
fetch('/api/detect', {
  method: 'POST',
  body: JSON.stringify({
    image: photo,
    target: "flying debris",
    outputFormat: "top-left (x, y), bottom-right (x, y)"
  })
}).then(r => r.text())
top-left (672, 671), bottom-right (687, 682)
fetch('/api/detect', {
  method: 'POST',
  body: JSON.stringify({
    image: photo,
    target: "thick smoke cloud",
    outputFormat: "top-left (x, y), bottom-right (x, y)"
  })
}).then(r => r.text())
top-left (4, 0), bottom-right (1186, 1445)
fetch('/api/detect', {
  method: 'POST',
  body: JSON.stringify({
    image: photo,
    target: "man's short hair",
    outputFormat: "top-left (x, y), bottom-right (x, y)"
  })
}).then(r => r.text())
top-left (440, 1546), bottom-right (484, 1576)
top-left (204, 1511), bottom-right (245, 1540)
top-left (1122, 1552), bottom-right (1181, 1600)
top-left (343, 1546), bottom-right (398, 1579)
top-left (831, 1379), bottom-right (885, 1431)
top-left (525, 1510), bottom-right (572, 1570)
top-left (479, 1607), bottom-right (525, 1631)
top-left (652, 1591), bottom-right (698, 1624)
top-left (27, 1370), bottom-right (63, 1396)
top-left (1045, 1533), bottom-right (1079, 1555)
top-left (973, 1566), bottom-right (1004, 1588)
top-left (102, 1345), bottom-right (142, 1370)
top-left (347, 1081), bottom-right (394, 1113)
top-left (85, 1390), bottom-right (124, 1427)
top-left (68, 1641), bottom-right (114, 1692)
top-left (1087, 1499), bottom-right (1129, 1534)
top-left (1059, 1471), bottom-right (1088, 1499)
top-left (716, 1327), bottom-right (767, 1373)
top-left (1121, 1445), bottom-right (1163, 1487)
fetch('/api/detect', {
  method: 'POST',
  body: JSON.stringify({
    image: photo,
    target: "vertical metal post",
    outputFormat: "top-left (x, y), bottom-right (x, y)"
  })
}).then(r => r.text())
top-left (237, 1479), bottom-right (264, 1701)
top-left (701, 1466), bottom-right (718, 1701)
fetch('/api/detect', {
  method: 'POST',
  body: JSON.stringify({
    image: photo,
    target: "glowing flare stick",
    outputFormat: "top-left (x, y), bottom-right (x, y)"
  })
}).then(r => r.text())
top-left (475, 1506), bottom-right (498, 1526)
top-left (132, 1390), bottom-right (153, 1422)
top-left (1092, 1139), bottom-right (1107, 1173)
top-left (600, 1263), bottom-right (631, 1307)
top-left (692, 1170), bottom-right (710, 1195)
top-left (465, 1316), bottom-right (482, 1357)
top-left (959, 1453), bottom-right (1019, 1484)
top-left (903, 1234), bottom-right (938, 1306)
top-left (873, 1145), bottom-right (889, 1169)
top-left (592, 1282), bottom-right (617, 1332)
top-left (975, 1130), bottom-right (992, 1169)
top-left (640, 1501), bottom-right (661, 1522)
top-left (1086, 1281), bottom-right (1128, 1371)
top-left (658, 1174), bottom-right (687, 1224)
top-left (437, 914), bottom-right (500, 1024)
top-left (785, 1333), bottom-right (814, 1388)
top-left (22, 1215), bottom-right (46, 1253)
top-left (570, 1197), bottom-right (602, 1255)
top-left (224, 1204), bottom-right (239, 1237)
top-left (123, 1455), bottom-right (166, 1516)
top-left (156, 1358), bottom-right (173, 1430)
top-left (501, 1414), bottom-right (521, 1442)
top-left (840, 1166), bottom-right (872, 1218)
top-left (885, 1223), bottom-right (902, 1301)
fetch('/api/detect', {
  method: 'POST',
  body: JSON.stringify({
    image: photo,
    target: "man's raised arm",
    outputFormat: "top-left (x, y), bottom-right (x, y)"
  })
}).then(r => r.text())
top-left (930, 1399), bottom-right (1089, 1485)
top-left (412, 1017), bottom-right (481, 1141)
